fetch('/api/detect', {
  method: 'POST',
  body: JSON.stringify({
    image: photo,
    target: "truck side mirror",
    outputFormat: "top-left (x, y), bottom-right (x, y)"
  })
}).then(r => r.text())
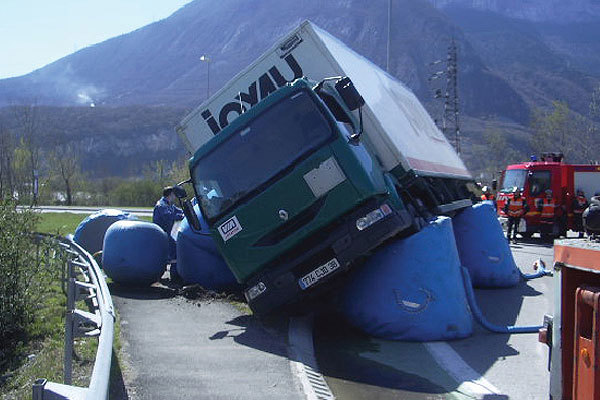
top-left (172, 185), bottom-right (187, 199)
top-left (335, 77), bottom-right (365, 111)
top-left (492, 179), bottom-right (497, 191)
top-left (181, 199), bottom-right (202, 232)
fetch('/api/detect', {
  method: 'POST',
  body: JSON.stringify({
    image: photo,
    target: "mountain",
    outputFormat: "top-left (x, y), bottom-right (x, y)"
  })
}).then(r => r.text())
top-left (0, 0), bottom-right (526, 122)
top-left (443, 7), bottom-right (599, 115)
top-left (0, 0), bottom-right (598, 178)
top-left (430, 0), bottom-right (600, 22)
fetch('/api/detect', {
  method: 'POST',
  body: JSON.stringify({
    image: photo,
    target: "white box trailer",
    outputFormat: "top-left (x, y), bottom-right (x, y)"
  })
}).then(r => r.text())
top-left (177, 20), bottom-right (471, 180)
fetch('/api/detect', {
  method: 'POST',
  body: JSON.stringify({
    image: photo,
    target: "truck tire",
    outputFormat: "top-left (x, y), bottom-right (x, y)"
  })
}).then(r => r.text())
top-left (405, 203), bottom-right (426, 235)
top-left (541, 233), bottom-right (554, 243)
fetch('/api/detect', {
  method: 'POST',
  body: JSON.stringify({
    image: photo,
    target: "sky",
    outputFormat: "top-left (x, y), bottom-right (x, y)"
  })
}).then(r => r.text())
top-left (0, 0), bottom-right (193, 79)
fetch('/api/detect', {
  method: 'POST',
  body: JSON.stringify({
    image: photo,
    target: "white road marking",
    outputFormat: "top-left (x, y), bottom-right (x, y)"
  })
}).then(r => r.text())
top-left (288, 315), bottom-right (335, 400)
top-left (425, 341), bottom-right (502, 398)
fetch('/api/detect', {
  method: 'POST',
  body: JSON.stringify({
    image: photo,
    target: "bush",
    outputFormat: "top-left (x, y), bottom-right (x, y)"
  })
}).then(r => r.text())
top-left (0, 200), bottom-right (61, 348)
top-left (110, 180), bottom-right (164, 207)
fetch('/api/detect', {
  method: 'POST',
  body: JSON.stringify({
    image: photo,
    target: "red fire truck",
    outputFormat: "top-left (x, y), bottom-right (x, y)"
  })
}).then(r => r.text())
top-left (496, 153), bottom-right (600, 239)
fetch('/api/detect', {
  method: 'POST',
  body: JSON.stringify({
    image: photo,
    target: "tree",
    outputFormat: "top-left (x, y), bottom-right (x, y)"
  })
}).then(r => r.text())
top-left (48, 141), bottom-right (82, 206)
top-left (530, 101), bottom-right (576, 158)
top-left (586, 86), bottom-right (600, 163)
top-left (473, 127), bottom-right (523, 182)
top-left (12, 104), bottom-right (42, 205)
top-left (11, 139), bottom-right (33, 202)
top-left (530, 92), bottom-right (600, 164)
top-left (0, 125), bottom-right (16, 199)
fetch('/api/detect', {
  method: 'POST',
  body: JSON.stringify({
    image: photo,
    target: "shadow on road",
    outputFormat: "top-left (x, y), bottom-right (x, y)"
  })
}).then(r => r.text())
top-left (314, 312), bottom-right (456, 395)
top-left (109, 349), bottom-right (130, 400)
top-left (209, 314), bottom-right (291, 360)
top-left (108, 282), bottom-right (177, 300)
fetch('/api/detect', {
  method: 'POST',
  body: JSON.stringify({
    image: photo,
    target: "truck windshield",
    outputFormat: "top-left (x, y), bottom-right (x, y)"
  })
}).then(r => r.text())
top-left (192, 91), bottom-right (333, 220)
top-left (501, 169), bottom-right (527, 192)
top-left (528, 170), bottom-right (551, 196)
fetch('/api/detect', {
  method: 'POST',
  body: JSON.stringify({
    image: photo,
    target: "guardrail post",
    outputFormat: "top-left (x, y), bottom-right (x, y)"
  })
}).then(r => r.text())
top-left (64, 275), bottom-right (76, 385)
top-left (32, 378), bottom-right (47, 400)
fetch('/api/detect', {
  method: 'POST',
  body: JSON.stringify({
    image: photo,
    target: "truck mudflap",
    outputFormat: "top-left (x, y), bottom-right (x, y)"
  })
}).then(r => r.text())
top-left (245, 199), bottom-right (413, 314)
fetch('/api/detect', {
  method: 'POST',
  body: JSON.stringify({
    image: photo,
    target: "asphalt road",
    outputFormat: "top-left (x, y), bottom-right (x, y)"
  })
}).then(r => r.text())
top-left (314, 236), bottom-right (556, 400)
top-left (110, 236), bottom-right (557, 400)
top-left (111, 282), bottom-right (303, 400)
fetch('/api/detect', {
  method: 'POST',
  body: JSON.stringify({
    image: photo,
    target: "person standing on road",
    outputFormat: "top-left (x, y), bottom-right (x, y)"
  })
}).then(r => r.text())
top-left (573, 189), bottom-right (588, 238)
top-left (504, 188), bottom-right (528, 244)
top-left (153, 186), bottom-right (185, 282)
top-left (538, 189), bottom-right (560, 238)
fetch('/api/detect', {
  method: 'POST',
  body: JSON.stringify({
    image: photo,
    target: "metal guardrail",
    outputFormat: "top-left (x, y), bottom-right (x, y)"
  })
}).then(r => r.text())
top-left (32, 236), bottom-right (115, 400)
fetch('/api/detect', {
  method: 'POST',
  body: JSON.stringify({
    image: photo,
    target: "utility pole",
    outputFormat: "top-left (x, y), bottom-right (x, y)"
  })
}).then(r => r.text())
top-left (445, 38), bottom-right (460, 155)
top-left (200, 55), bottom-right (211, 100)
top-left (428, 38), bottom-right (461, 155)
top-left (386, 0), bottom-right (392, 73)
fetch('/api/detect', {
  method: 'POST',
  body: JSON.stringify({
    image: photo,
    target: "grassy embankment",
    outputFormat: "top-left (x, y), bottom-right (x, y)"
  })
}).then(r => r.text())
top-left (0, 212), bottom-right (136, 400)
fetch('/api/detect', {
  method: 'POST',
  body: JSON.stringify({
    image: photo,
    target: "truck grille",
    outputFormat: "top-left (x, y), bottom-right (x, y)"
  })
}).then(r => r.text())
top-left (253, 197), bottom-right (327, 247)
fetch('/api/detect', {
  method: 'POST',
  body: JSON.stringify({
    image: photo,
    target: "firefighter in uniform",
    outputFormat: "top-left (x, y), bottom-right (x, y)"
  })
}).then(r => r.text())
top-left (573, 189), bottom-right (588, 237)
top-left (481, 186), bottom-right (495, 201)
top-left (504, 187), bottom-right (528, 243)
top-left (538, 189), bottom-right (560, 238)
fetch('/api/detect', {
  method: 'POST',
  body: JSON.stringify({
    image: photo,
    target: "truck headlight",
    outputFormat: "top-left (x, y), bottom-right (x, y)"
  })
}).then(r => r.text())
top-left (356, 217), bottom-right (369, 231)
top-left (356, 204), bottom-right (392, 231)
top-left (245, 282), bottom-right (267, 301)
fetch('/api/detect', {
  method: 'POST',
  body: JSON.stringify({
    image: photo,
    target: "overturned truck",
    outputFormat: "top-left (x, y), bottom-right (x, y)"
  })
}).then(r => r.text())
top-left (175, 21), bottom-right (476, 314)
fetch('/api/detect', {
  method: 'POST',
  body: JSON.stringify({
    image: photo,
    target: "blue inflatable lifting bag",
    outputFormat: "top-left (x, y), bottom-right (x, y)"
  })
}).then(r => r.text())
top-left (102, 220), bottom-right (169, 286)
top-left (74, 209), bottom-right (136, 254)
top-left (452, 203), bottom-right (519, 288)
top-left (176, 205), bottom-right (238, 290)
top-left (340, 216), bottom-right (472, 341)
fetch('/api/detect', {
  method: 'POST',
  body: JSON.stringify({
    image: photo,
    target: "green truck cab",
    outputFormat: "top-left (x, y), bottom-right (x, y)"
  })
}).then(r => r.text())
top-left (187, 78), bottom-right (412, 313)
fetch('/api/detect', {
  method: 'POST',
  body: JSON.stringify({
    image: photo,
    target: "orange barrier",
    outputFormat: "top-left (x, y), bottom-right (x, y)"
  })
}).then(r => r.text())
top-left (573, 286), bottom-right (600, 399)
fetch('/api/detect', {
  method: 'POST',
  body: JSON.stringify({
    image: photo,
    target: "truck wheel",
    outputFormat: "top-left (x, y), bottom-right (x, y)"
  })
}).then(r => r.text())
top-left (405, 203), bottom-right (425, 234)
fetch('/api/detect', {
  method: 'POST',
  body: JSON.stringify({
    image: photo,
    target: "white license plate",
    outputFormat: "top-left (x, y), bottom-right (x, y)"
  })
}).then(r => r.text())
top-left (299, 258), bottom-right (341, 290)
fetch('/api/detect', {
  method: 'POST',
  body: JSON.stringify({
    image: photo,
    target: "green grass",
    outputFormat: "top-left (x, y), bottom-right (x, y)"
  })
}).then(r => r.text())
top-left (35, 212), bottom-right (152, 236)
top-left (0, 279), bottom-right (98, 400)
top-left (35, 213), bottom-right (88, 236)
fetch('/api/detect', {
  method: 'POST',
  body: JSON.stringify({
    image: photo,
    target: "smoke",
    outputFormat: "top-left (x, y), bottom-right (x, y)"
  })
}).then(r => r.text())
top-left (77, 91), bottom-right (96, 107)
top-left (30, 62), bottom-right (105, 106)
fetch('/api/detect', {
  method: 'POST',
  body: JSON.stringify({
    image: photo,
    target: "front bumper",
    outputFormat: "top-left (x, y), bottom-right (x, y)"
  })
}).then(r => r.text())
top-left (246, 199), bottom-right (412, 314)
